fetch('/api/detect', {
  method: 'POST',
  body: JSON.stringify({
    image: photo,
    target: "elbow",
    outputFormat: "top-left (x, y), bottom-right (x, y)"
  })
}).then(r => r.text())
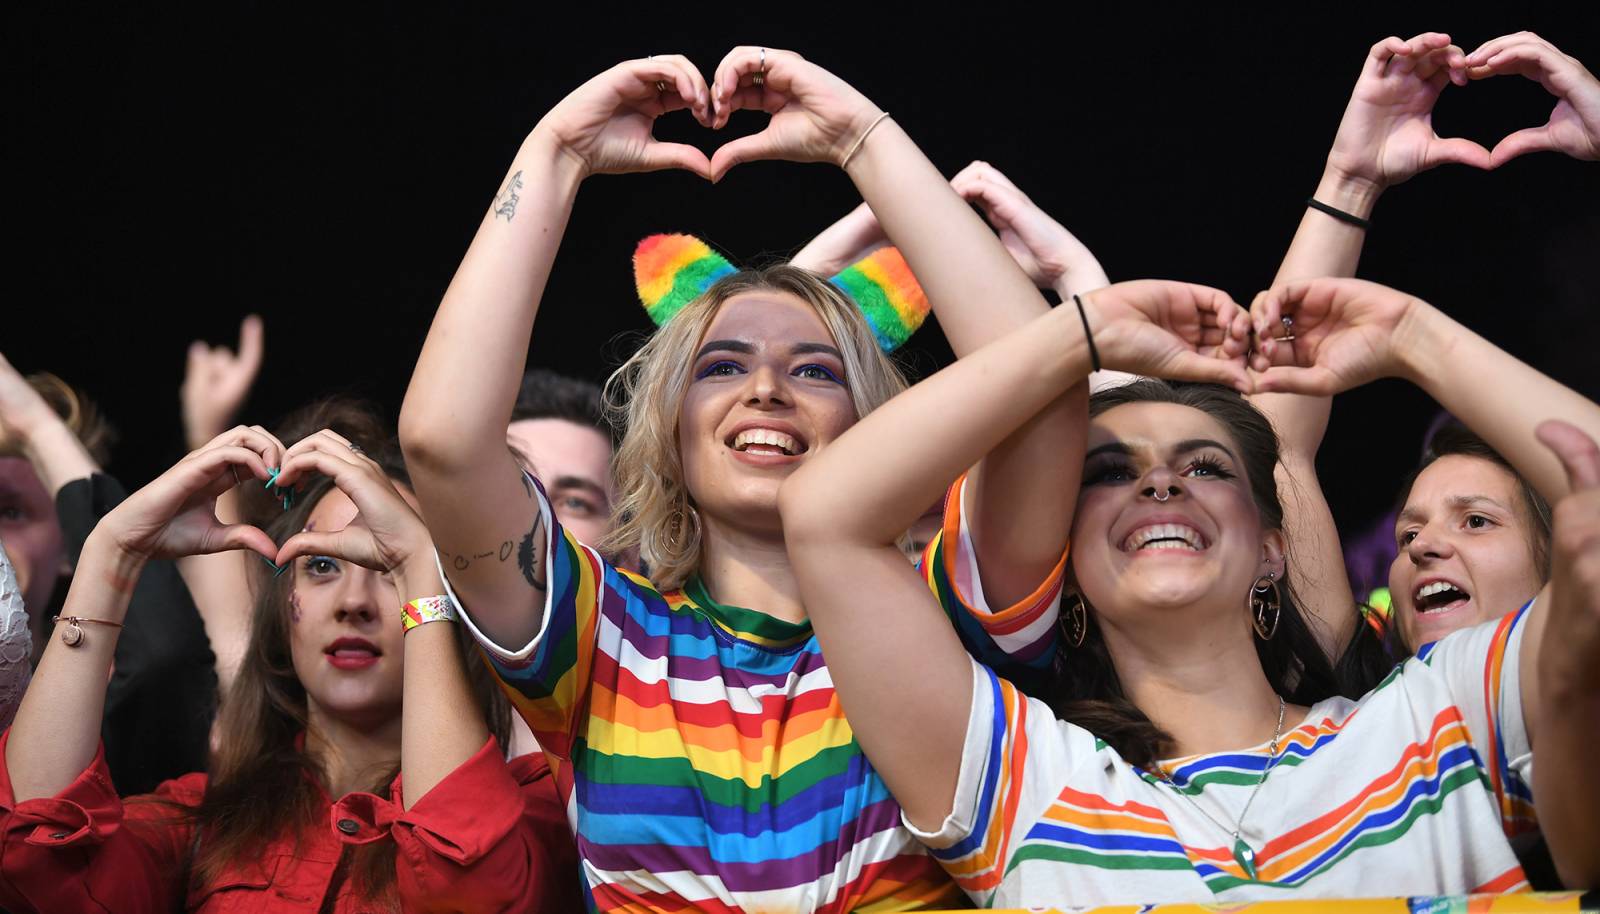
top-left (398, 401), bottom-right (477, 475)
top-left (778, 470), bottom-right (836, 547)
top-left (779, 470), bottom-right (895, 549)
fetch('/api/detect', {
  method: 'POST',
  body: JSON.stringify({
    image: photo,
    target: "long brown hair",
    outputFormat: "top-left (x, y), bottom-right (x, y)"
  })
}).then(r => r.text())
top-left (183, 399), bottom-right (511, 903)
top-left (1043, 381), bottom-right (1338, 768)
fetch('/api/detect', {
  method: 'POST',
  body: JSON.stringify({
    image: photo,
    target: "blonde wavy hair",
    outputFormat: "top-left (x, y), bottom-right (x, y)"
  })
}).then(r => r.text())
top-left (601, 265), bottom-right (908, 590)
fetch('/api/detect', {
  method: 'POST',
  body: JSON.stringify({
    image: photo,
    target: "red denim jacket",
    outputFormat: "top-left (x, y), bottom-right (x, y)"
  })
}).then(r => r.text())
top-left (0, 731), bottom-right (581, 912)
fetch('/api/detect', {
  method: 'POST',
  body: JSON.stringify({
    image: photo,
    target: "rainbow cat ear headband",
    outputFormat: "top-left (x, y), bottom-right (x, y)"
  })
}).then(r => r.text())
top-left (632, 233), bottom-right (930, 352)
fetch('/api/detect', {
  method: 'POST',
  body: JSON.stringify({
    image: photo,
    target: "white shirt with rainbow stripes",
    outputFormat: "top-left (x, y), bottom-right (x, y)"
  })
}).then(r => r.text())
top-left (913, 603), bottom-right (1537, 905)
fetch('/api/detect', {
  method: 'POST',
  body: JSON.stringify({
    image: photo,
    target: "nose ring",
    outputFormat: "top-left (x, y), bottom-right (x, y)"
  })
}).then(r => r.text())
top-left (1146, 485), bottom-right (1177, 502)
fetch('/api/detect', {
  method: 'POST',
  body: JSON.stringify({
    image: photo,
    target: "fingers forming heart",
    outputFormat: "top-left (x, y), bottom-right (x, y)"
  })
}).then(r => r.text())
top-left (1464, 32), bottom-right (1600, 165)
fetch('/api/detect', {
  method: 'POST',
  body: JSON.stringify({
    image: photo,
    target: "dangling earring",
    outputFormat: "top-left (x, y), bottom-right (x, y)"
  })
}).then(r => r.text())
top-left (663, 501), bottom-right (702, 557)
top-left (1249, 572), bottom-right (1281, 641)
top-left (1064, 591), bottom-right (1090, 648)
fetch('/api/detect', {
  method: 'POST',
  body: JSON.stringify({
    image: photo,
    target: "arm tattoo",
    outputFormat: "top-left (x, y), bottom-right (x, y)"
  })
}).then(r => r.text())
top-left (439, 540), bottom-right (515, 573)
top-left (493, 170), bottom-right (524, 221)
top-left (518, 510), bottom-right (548, 590)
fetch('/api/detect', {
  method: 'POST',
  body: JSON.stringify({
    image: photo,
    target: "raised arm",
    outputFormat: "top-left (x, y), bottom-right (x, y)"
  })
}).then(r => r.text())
top-left (1252, 277), bottom-right (1600, 826)
top-left (1254, 32), bottom-right (1490, 656)
top-left (791, 159), bottom-right (1112, 302)
top-left (709, 47), bottom-right (1076, 607)
top-left (399, 58), bottom-right (711, 647)
top-left (4, 428), bottom-right (281, 801)
top-left (0, 353), bottom-right (98, 499)
top-left (781, 281), bottom-right (1250, 827)
top-left (1253, 279), bottom-right (1600, 505)
top-left (1529, 420), bottom-right (1600, 887)
top-left (176, 315), bottom-right (265, 692)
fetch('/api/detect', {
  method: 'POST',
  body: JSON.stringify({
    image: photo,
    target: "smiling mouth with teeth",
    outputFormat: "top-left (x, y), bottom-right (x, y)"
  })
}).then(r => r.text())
top-left (729, 428), bottom-right (805, 457)
top-left (1412, 580), bottom-right (1470, 614)
top-left (1122, 523), bottom-right (1208, 552)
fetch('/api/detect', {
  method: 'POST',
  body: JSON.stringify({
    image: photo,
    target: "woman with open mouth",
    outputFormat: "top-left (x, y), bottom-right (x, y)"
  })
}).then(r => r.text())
top-left (0, 408), bottom-right (579, 912)
top-left (781, 264), bottom-right (1600, 901)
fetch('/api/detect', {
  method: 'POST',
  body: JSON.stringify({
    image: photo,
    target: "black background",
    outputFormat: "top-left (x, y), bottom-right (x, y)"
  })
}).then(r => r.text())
top-left (11, 6), bottom-right (1600, 541)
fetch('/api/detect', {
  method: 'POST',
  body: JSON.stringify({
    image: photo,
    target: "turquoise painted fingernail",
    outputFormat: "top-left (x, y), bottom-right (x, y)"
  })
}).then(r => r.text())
top-left (259, 555), bottom-right (291, 577)
top-left (264, 467), bottom-right (281, 490)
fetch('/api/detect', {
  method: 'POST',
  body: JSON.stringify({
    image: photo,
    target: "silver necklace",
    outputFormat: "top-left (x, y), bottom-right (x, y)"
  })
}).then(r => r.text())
top-left (1154, 694), bottom-right (1285, 881)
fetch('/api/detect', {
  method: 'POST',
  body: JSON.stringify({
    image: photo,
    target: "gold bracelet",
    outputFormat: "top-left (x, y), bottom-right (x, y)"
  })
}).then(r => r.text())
top-left (52, 615), bottom-right (124, 648)
top-left (840, 112), bottom-right (891, 169)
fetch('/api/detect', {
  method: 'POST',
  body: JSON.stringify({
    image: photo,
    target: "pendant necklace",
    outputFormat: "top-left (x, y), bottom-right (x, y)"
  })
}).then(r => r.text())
top-left (1154, 694), bottom-right (1285, 881)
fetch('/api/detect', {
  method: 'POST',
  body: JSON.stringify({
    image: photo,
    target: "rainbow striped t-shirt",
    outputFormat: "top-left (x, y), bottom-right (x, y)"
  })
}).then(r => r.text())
top-left (913, 602), bottom-right (1537, 906)
top-left (448, 477), bottom-right (1063, 912)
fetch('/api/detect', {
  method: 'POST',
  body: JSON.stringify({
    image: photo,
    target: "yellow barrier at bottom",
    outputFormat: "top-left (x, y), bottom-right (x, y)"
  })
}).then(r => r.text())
top-left (925, 890), bottom-right (1597, 914)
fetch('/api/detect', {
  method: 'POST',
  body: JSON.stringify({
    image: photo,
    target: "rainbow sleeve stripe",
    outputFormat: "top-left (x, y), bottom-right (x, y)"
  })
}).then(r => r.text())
top-left (633, 233), bottom-right (736, 326)
top-left (828, 246), bottom-right (930, 352)
top-left (920, 474), bottom-right (1064, 678)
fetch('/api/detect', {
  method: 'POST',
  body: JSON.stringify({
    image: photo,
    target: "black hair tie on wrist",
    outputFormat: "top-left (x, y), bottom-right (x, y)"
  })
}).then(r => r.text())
top-left (1306, 197), bottom-right (1371, 230)
top-left (1072, 294), bottom-right (1102, 373)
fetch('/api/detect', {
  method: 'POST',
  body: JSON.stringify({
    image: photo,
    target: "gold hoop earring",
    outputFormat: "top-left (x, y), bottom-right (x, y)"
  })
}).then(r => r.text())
top-left (1249, 573), bottom-right (1281, 641)
top-left (1064, 591), bottom-right (1089, 648)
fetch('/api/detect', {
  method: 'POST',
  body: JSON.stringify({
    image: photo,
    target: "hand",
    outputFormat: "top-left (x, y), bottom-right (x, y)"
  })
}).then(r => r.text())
top-left (1467, 32), bottom-right (1600, 165)
top-left (535, 55), bottom-right (713, 178)
top-left (272, 430), bottom-right (432, 584)
top-left (0, 352), bottom-right (60, 448)
top-left (1325, 33), bottom-right (1490, 191)
top-left (1537, 419), bottom-right (1600, 691)
top-left (708, 47), bottom-right (882, 182)
top-left (181, 315), bottom-right (264, 450)
top-left (1246, 278), bottom-right (1425, 396)
top-left (98, 426), bottom-right (283, 564)
top-left (951, 161), bottom-right (1110, 295)
top-left (1081, 280), bottom-right (1252, 390)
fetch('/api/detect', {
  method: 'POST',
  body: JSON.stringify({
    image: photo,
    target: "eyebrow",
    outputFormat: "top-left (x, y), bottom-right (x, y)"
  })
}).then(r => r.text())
top-left (791, 342), bottom-right (844, 360)
top-left (695, 339), bottom-right (755, 360)
top-left (1084, 438), bottom-right (1238, 462)
top-left (550, 475), bottom-right (610, 503)
top-left (694, 339), bottom-right (845, 361)
top-left (1396, 494), bottom-right (1512, 526)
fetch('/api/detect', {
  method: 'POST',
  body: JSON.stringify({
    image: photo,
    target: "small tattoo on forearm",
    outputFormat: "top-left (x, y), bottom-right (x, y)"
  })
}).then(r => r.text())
top-left (518, 512), bottom-right (548, 590)
top-left (440, 538), bottom-right (515, 573)
top-left (493, 170), bottom-right (523, 221)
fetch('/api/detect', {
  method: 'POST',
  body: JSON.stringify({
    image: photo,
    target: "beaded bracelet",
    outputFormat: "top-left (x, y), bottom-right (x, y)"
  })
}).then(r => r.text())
top-left (401, 596), bottom-right (459, 632)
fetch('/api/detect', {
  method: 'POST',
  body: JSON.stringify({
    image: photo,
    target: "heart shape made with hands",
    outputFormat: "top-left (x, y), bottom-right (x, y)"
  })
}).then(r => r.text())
top-left (570, 47), bottom-right (888, 184)
top-left (1462, 32), bottom-right (1600, 166)
top-left (627, 34), bottom-right (1596, 188)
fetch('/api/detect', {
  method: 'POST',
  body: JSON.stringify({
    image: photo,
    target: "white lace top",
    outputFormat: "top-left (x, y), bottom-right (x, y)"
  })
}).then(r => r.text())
top-left (0, 540), bottom-right (33, 731)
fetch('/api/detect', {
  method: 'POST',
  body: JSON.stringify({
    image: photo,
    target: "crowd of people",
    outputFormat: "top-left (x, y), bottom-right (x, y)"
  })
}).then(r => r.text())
top-left (1, 28), bottom-right (1597, 913)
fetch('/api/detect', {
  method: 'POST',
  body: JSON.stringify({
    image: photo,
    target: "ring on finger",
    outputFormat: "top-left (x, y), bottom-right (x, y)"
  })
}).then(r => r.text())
top-left (1272, 315), bottom-right (1296, 343)
top-left (754, 46), bottom-right (766, 86)
top-left (654, 79), bottom-right (668, 94)
top-left (348, 443), bottom-right (365, 456)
